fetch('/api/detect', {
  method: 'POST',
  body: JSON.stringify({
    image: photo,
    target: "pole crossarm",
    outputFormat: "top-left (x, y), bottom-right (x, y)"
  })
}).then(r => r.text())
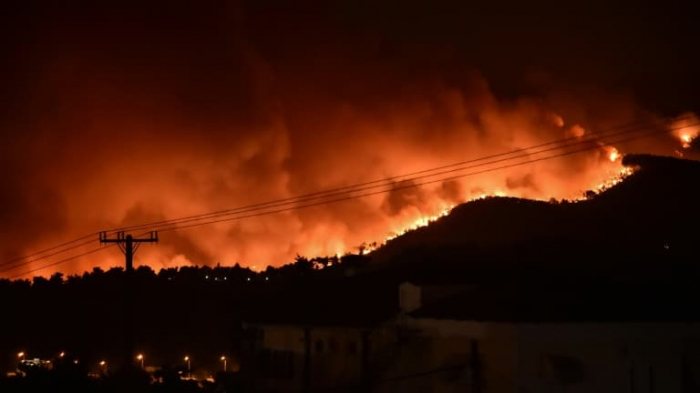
top-left (99, 231), bottom-right (158, 245)
top-left (98, 231), bottom-right (158, 271)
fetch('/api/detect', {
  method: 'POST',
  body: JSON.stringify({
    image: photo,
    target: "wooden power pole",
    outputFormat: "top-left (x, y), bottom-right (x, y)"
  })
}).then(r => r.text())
top-left (99, 231), bottom-right (158, 368)
top-left (99, 231), bottom-right (158, 272)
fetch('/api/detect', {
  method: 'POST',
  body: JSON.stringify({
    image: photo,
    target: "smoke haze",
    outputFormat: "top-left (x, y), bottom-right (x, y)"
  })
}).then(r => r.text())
top-left (1, 1), bottom-right (698, 276)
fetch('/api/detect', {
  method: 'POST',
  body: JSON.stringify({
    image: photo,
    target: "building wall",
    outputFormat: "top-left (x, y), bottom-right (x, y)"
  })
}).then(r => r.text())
top-left (514, 323), bottom-right (700, 393)
top-left (307, 327), bottom-right (365, 389)
top-left (391, 319), bottom-right (700, 393)
top-left (376, 319), bottom-right (516, 393)
top-left (248, 321), bottom-right (700, 393)
top-left (254, 325), bottom-right (305, 392)
top-left (249, 324), bottom-right (396, 392)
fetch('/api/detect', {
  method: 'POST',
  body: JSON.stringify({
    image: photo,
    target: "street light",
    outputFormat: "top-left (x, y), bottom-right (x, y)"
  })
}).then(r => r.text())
top-left (220, 356), bottom-right (226, 371)
top-left (15, 352), bottom-right (25, 375)
top-left (59, 351), bottom-right (65, 359)
top-left (136, 354), bottom-right (144, 369)
top-left (99, 360), bottom-right (106, 373)
top-left (184, 356), bottom-right (191, 378)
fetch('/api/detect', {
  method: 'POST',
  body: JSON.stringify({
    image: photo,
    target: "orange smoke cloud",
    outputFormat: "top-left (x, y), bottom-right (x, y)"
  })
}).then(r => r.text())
top-left (0, 3), bottom-right (697, 278)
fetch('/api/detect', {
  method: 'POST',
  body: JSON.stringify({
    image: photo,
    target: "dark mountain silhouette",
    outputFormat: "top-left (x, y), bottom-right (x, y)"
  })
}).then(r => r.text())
top-left (323, 154), bottom-right (700, 323)
top-left (364, 154), bottom-right (700, 278)
top-left (243, 154), bottom-right (700, 326)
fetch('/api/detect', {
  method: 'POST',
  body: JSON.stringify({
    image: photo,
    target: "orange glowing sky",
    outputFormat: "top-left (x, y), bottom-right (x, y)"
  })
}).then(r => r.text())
top-left (1, 1), bottom-right (699, 278)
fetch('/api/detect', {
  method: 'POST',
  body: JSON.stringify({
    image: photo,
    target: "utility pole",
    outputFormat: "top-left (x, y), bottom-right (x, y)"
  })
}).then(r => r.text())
top-left (99, 231), bottom-right (158, 272)
top-left (99, 231), bottom-right (158, 368)
top-left (470, 340), bottom-right (482, 393)
top-left (303, 327), bottom-right (311, 393)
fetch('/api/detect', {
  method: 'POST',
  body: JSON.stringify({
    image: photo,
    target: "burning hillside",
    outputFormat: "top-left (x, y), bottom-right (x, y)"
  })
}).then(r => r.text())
top-left (366, 153), bottom-right (700, 271)
top-left (1, 2), bottom-right (699, 278)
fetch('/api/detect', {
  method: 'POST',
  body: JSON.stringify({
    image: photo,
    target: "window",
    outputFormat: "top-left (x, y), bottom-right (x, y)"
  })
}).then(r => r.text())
top-left (259, 350), bottom-right (295, 380)
top-left (546, 355), bottom-right (585, 385)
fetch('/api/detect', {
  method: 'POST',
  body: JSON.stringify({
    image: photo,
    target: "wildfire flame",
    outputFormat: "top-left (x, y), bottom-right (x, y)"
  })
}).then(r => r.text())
top-left (606, 147), bottom-right (620, 162)
top-left (384, 205), bottom-right (455, 244)
top-left (6, 4), bottom-right (700, 281)
top-left (361, 165), bottom-right (636, 255)
top-left (5, 80), bottom-right (695, 278)
top-left (593, 166), bottom-right (635, 194)
top-left (671, 114), bottom-right (699, 149)
top-left (680, 133), bottom-right (696, 148)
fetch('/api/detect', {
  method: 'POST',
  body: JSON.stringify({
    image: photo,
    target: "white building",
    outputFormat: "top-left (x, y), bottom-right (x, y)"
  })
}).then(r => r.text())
top-left (242, 281), bottom-right (700, 393)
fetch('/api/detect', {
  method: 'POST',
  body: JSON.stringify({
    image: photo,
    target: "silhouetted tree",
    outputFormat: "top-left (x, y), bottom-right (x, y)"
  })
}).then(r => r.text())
top-left (49, 272), bottom-right (64, 286)
top-left (293, 254), bottom-right (313, 275)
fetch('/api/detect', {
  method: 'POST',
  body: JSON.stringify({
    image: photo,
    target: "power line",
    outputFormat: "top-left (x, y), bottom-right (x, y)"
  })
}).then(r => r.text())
top-left (138, 123), bottom-right (689, 233)
top-left (114, 118), bottom-right (674, 233)
top-left (155, 125), bottom-right (672, 233)
top-left (2, 233), bottom-right (98, 265)
top-left (4, 125), bottom-right (678, 278)
top-left (110, 119), bottom-right (679, 234)
top-left (2, 117), bottom-right (690, 275)
top-left (0, 238), bottom-right (95, 274)
top-left (9, 246), bottom-right (113, 280)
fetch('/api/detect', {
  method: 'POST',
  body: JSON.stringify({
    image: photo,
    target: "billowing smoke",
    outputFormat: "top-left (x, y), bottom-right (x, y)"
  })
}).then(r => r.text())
top-left (0, 2), bottom-right (697, 277)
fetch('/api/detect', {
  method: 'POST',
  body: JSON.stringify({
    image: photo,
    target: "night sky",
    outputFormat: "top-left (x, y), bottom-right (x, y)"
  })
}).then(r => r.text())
top-left (1, 0), bottom-right (698, 276)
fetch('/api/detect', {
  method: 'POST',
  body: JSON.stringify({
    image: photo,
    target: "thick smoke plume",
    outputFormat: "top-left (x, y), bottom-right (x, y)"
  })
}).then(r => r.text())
top-left (0, 2), bottom-right (697, 277)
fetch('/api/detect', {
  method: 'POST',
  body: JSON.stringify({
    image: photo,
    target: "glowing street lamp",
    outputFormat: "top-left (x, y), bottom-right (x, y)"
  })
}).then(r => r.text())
top-left (99, 360), bottom-right (106, 373)
top-left (184, 356), bottom-right (191, 378)
top-left (59, 351), bottom-right (65, 359)
top-left (136, 354), bottom-right (144, 369)
top-left (17, 352), bottom-right (25, 361)
top-left (220, 356), bottom-right (226, 371)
